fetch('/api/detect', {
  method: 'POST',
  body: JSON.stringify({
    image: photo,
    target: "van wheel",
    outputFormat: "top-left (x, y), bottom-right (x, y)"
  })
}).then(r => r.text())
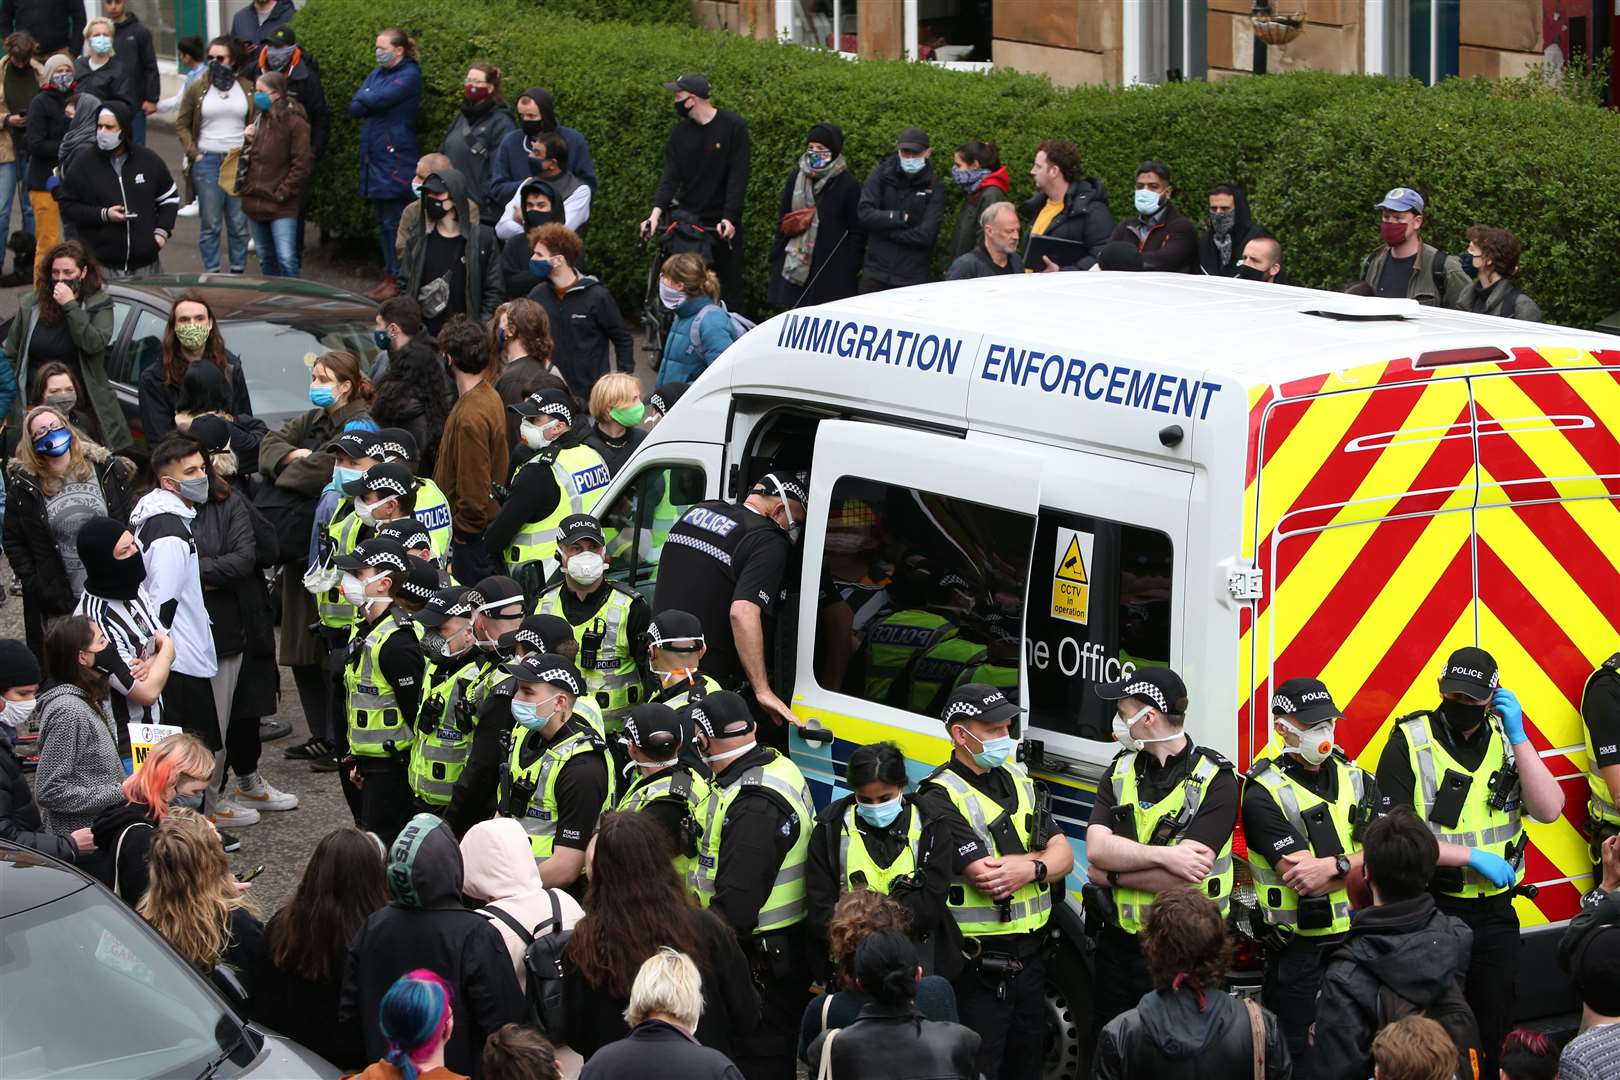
top-left (1044, 944), bottom-right (1091, 1080)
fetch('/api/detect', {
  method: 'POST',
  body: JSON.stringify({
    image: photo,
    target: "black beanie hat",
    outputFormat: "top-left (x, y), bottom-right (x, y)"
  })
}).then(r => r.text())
top-left (78, 515), bottom-right (146, 601)
top-left (0, 640), bottom-right (41, 692)
top-left (806, 122), bottom-right (843, 159)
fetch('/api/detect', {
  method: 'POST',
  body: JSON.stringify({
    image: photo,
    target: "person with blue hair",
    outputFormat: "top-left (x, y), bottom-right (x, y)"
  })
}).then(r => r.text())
top-left (347, 968), bottom-right (463, 1080)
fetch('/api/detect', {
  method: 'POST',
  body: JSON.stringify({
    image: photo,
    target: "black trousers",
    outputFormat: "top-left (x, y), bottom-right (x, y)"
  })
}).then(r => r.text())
top-left (1089, 925), bottom-right (1151, 1041)
top-left (1436, 891), bottom-right (1519, 1080)
top-left (733, 931), bottom-right (810, 1080)
top-left (953, 948), bottom-right (1047, 1080)
top-left (1261, 931), bottom-right (1345, 1080)
top-left (290, 662), bottom-right (332, 742)
top-left (224, 709), bottom-right (261, 777)
top-left (162, 671), bottom-right (221, 751)
top-left (355, 756), bottom-right (414, 849)
top-left (451, 537), bottom-right (496, 592)
top-left (707, 227), bottom-right (745, 311)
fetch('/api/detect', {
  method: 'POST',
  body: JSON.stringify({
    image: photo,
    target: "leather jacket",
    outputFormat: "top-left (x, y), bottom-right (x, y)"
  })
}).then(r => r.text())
top-left (806, 1002), bottom-right (979, 1080)
top-left (1094, 987), bottom-right (1292, 1080)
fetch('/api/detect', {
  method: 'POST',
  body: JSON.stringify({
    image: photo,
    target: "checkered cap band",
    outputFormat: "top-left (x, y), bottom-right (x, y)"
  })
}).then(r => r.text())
top-left (533, 666), bottom-right (584, 694)
top-left (1121, 681), bottom-right (1169, 712)
top-left (365, 473), bottom-right (412, 497)
top-left (359, 549), bottom-right (406, 571)
top-left (432, 595), bottom-right (474, 618)
top-left (943, 700), bottom-right (981, 724)
top-left (374, 439), bottom-right (411, 461)
top-left (401, 575), bottom-right (436, 600)
top-left (689, 704), bottom-right (713, 737)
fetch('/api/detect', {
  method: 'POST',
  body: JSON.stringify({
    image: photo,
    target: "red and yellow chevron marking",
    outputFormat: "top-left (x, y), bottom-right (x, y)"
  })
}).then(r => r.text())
top-left (1237, 347), bottom-right (1620, 925)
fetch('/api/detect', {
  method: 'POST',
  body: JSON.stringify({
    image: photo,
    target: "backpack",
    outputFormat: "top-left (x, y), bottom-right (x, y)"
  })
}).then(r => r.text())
top-left (481, 892), bottom-right (571, 1042)
top-left (1375, 980), bottom-right (1483, 1080)
top-left (684, 302), bottom-right (755, 365)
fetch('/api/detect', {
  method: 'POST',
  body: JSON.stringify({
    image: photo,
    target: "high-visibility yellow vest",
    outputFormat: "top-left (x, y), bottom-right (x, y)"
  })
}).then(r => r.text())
top-left (502, 446), bottom-right (612, 571)
top-left (317, 510), bottom-right (365, 630)
top-left (501, 722), bottom-right (616, 859)
top-left (836, 800), bottom-right (924, 896)
top-left (619, 764), bottom-right (711, 880)
top-left (923, 761), bottom-right (1053, 936)
top-left (861, 610), bottom-right (955, 703)
top-left (651, 672), bottom-right (725, 712)
top-left (535, 583), bottom-right (644, 724)
top-left (1582, 658), bottom-right (1620, 828)
top-left (1108, 748), bottom-right (1235, 933)
top-left (344, 608), bottom-right (423, 759)
top-left (406, 655), bottom-right (483, 805)
top-left (413, 478), bottom-right (453, 561)
top-left (1401, 712), bottom-right (1522, 898)
top-left (691, 750), bottom-right (814, 934)
top-left (903, 635), bottom-right (987, 715)
top-left (1244, 755), bottom-right (1364, 937)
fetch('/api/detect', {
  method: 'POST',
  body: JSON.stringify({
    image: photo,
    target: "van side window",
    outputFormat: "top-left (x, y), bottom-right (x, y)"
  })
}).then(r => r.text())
top-left (599, 463), bottom-right (707, 598)
top-left (1025, 511), bottom-right (1173, 742)
top-left (818, 477), bottom-right (1034, 723)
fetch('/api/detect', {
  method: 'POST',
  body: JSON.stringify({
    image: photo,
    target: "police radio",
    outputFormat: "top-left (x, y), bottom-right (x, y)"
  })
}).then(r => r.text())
top-left (581, 620), bottom-right (605, 670)
top-left (1486, 764), bottom-right (1522, 813)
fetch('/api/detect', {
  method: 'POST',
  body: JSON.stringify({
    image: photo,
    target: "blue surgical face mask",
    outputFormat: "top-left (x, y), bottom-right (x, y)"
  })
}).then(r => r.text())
top-left (332, 466), bottom-right (361, 490)
top-left (962, 727), bottom-right (1015, 770)
top-left (372, 328), bottom-right (390, 350)
top-left (90, 35), bottom-right (113, 55)
top-left (309, 384), bottom-right (336, 408)
top-left (33, 427), bottom-right (72, 458)
top-left (528, 257), bottom-right (553, 279)
top-left (253, 90), bottom-right (272, 111)
top-left (899, 155), bottom-right (927, 175)
top-left (1134, 189), bottom-right (1162, 216)
top-left (856, 794), bottom-right (904, 829)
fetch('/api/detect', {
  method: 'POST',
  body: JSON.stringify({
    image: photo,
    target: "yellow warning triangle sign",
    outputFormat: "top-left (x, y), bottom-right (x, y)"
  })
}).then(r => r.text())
top-left (1056, 535), bottom-right (1088, 584)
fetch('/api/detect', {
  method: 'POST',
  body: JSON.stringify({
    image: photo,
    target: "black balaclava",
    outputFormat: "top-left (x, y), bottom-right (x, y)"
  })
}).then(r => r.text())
top-left (78, 514), bottom-right (145, 601)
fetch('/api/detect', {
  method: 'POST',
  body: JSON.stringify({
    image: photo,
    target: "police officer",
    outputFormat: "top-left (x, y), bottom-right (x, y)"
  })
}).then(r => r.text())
top-left (617, 701), bottom-right (712, 880)
top-left (374, 518), bottom-right (450, 585)
top-left (652, 470), bottom-right (807, 730)
top-left (483, 389), bottom-right (611, 591)
top-left (406, 586), bottom-right (483, 811)
top-left (1242, 677), bottom-right (1383, 1076)
top-left (533, 515), bottom-right (649, 733)
top-left (498, 652), bottom-right (614, 896)
top-left (689, 689), bottom-right (815, 1080)
top-left (441, 576), bottom-right (529, 836)
top-left (369, 427), bottom-right (453, 564)
top-left (1582, 650), bottom-right (1620, 882)
top-left (1084, 666), bottom-right (1237, 1038)
top-left (1375, 646), bottom-right (1565, 1077)
top-left (852, 565), bottom-right (961, 705)
top-left (645, 608), bottom-right (724, 710)
top-left (334, 537), bottom-right (426, 846)
top-left (305, 430), bottom-right (383, 673)
top-left (807, 740), bottom-right (958, 980)
top-left (644, 381), bottom-right (689, 429)
top-left (342, 461), bottom-right (420, 540)
top-left (915, 683), bottom-right (1072, 1080)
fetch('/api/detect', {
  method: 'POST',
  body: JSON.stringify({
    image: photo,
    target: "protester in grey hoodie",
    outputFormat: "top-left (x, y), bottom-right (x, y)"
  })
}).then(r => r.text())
top-left (33, 615), bottom-right (126, 835)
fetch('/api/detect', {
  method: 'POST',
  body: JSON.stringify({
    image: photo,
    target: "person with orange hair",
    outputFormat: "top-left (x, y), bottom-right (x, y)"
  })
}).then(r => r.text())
top-left (90, 731), bottom-right (214, 904)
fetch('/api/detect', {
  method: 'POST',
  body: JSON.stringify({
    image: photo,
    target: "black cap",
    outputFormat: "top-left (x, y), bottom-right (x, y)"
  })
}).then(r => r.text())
top-left (399, 556), bottom-right (441, 602)
top-left (342, 460), bottom-right (418, 499)
top-left (333, 537), bottom-right (409, 574)
top-left (806, 122), bottom-right (844, 158)
top-left (688, 690), bottom-right (754, 739)
top-left (897, 126), bottom-right (930, 152)
top-left (663, 72), bottom-right (711, 98)
top-left (1571, 925), bottom-right (1620, 1016)
top-left (1271, 677), bottom-right (1342, 727)
top-left (325, 430), bottom-right (377, 458)
top-left (188, 414), bottom-right (231, 455)
top-left (648, 609), bottom-right (704, 649)
top-left (416, 586), bottom-right (476, 628)
top-left (1094, 665), bottom-right (1188, 715)
top-left (509, 613), bottom-right (574, 655)
top-left (511, 387), bottom-right (575, 427)
top-left (374, 516), bottom-right (433, 554)
top-left (504, 652), bottom-right (587, 696)
top-left (1439, 646), bottom-right (1499, 699)
top-left (557, 514), bottom-right (603, 547)
top-left (940, 682), bottom-right (1020, 728)
top-left (647, 382), bottom-right (688, 417)
top-left (468, 575), bottom-right (526, 617)
top-left (265, 25), bottom-right (296, 46)
top-left (370, 427), bottom-right (419, 464)
top-left (623, 703), bottom-right (684, 751)
top-left (754, 470), bottom-right (809, 507)
top-left (0, 639), bottom-right (41, 692)
top-left (422, 173), bottom-right (449, 196)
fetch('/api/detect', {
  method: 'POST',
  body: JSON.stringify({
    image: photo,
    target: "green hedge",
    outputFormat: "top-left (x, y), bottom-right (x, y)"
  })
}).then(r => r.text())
top-left (295, 0), bottom-right (1620, 328)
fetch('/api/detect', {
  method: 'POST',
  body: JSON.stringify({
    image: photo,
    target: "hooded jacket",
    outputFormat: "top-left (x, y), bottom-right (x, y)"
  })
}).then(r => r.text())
top-left (4, 285), bottom-right (133, 453)
top-left (1311, 895), bottom-right (1475, 1080)
top-left (1108, 199), bottom-right (1200, 273)
top-left (1094, 986), bottom-right (1291, 1080)
top-left (54, 89), bottom-right (102, 181)
top-left (111, 10), bottom-right (158, 107)
top-left (347, 57), bottom-right (421, 201)
top-left (459, 817), bottom-right (584, 989)
top-left (495, 171), bottom-right (587, 240)
top-left (3, 440), bottom-right (134, 620)
top-left (0, 729), bottom-right (79, 863)
top-left (495, 178), bottom-right (564, 299)
top-left (32, 682), bottom-right (124, 835)
top-left (857, 154), bottom-right (947, 289)
top-left (341, 814), bottom-right (527, 1079)
top-left (440, 99), bottom-right (517, 220)
top-left (526, 272), bottom-right (633, 401)
top-left (488, 87), bottom-right (597, 207)
top-left (1018, 177), bottom-right (1114, 271)
top-left (237, 95), bottom-right (311, 222)
top-left (229, 0), bottom-right (296, 46)
top-left (89, 797), bottom-right (157, 903)
top-left (23, 81), bottom-right (69, 189)
top-left (129, 487), bottom-right (217, 678)
top-left (243, 43), bottom-right (330, 157)
top-left (403, 168), bottom-right (503, 326)
top-left (1453, 277), bottom-right (1543, 322)
top-left (1197, 185), bottom-right (1269, 277)
top-left (57, 101), bottom-right (180, 274)
top-left (947, 167), bottom-right (1011, 262)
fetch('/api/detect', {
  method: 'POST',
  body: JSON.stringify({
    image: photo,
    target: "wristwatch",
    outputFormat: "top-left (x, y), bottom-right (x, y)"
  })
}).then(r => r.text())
top-left (1334, 854), bottom-right (1352, 877)
top-left (1033, 860), bottom-right (1048, 883)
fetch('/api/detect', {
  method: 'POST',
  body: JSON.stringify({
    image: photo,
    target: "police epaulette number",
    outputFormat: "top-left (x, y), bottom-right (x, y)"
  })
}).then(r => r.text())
top-left (491, 676), bottom-right (517, 699)
top-left (1602, 652), bottom-right (1620, 673)
top-left (1244, 757), bottom-right (1275, 781)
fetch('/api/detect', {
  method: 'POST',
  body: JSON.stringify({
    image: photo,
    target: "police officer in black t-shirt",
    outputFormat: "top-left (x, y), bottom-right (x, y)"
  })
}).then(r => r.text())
top-left (652, 470), bottom-right (806, 730)
top-left (1583, 651), bottom-right (1620, 879)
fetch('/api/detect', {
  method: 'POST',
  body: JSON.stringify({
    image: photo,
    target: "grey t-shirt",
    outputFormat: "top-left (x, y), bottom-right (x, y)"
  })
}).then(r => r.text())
top-left (46, 479), bottom-right (107, 597)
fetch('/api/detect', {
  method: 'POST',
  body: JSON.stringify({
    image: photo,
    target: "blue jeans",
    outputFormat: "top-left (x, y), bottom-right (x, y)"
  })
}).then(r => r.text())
top-left (12, 151), bottom-right (30, 235)
top-left (249, 216), bottom-right (299, 277)
top-left (373, 197), bottom-right (407, 277)
top-left (192, 151), bottom-right (248, 272)
top-left (0, 161), bottom-right (15, 247)
top-left (131, 110), bottom-right (146, 146)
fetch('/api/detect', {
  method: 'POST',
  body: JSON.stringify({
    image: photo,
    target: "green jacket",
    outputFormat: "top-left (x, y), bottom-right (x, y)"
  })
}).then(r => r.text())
top-left (4, 289), bottom-right (131, 453)
top-left (1359, 242), bottom-right (1471, 308)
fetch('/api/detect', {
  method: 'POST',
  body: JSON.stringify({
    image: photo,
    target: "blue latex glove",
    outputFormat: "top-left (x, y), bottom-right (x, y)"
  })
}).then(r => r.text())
top-left (1467, 848), bottom-right (1517, 888)
top-left (1492, 687), bottom-right (1526, 745)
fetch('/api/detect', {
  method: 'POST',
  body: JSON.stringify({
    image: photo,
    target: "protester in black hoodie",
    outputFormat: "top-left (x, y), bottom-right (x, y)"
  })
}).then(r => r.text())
top-left (1, 1), bottom-right (84, 56)
top-left (90, 732), bottom-right (214, 905)
top-left (401, 168), bottom-right (502, 334)
top-left (1095, 887), bottom-right (1291, 1080)
top-left (104, 0), bottom-right (158, 136)
top-left (1107, 160), bottom-right (1199, 274)
top-left (1198, 184), bottom-right (1270, 277)
top-left (857, 126), bottom-right (946, 292)
top-left (494, 178), bottom-right (563, 300)
top-left (57, 99), bottom-right (178, 275)
top-left (341, 813), bottom-right (527, 1080)
top-left (1312, 809), bottom-right (1477, 1080)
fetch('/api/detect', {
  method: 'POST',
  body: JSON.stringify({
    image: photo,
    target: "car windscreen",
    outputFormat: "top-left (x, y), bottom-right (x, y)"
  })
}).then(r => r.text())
top-left (219, 320), bottom-right (375, 419)
top-left (0, 882), bottom-right (244, 1078)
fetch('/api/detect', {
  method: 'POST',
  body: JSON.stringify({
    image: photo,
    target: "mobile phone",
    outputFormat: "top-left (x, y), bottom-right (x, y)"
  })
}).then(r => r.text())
top-left (236, 864), bottom-right (264, 883)
top-left (139, 636), bottom-right (159, 660)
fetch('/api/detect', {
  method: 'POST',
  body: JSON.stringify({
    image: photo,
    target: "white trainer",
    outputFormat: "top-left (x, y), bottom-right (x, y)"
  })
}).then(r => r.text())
top-left (233, 772), bottom-right (299, 812)
top-left (176, 201), bottom-right (199, 218)
top-left (210, 799), bottom-right (261, 827)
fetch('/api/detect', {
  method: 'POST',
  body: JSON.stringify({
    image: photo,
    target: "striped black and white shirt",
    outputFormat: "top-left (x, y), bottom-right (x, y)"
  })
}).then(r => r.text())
top-left (75, 590), bottom-right (164, 728)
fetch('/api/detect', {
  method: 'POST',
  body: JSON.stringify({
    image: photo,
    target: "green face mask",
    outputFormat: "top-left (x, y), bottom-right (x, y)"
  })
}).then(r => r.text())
top-left (609, 402), bottom-right (647, 427)
top-left (174, 322), bottom-right (212, 351)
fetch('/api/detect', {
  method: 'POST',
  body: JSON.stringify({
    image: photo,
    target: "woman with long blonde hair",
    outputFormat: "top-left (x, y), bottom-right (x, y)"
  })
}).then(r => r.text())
top-left (92, 733), bottom-right (216, 905)
top-left (139, 807), bottom-right (262, 983)
top-left (3, 402), bottom-right (134, 656)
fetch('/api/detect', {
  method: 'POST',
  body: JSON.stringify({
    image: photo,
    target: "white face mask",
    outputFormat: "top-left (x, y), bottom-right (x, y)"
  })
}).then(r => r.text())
top-left (1279, 718), bottom-right (1336, 765)
top-left (1111, 707), bottom-right (1179, 752)
top-left (624, 749), bottom-right (680, 775)
top-left (703, 740), bottom-right (756, 767)
top-left (355, 497), bottom-right (393, 526)
top-left (2, 697), bottom-right (37, 732)
top-left (565, 550), bottom-right (605, 585)
top-left (341, 572), bottom-right (377, 607)
top-left (520, 420), bottom-right (556, 450)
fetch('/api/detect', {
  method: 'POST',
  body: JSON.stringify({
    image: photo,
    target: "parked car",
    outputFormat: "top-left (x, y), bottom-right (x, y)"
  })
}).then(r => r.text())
top-left (0, 839), bottom-right (338, 1078)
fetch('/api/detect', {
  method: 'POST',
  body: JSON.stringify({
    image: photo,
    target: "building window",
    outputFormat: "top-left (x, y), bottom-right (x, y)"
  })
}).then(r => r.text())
top-left (778, 0), bottom-right (992, 64)
top-left (1408, 0), bottom-right (1459, 84)
top-left (124, 0), bottom-right (179, 60)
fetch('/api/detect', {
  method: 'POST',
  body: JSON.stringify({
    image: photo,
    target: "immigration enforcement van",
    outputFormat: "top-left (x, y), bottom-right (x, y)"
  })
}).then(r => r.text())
top-left (592, 273), bottom-right (1618, 1077)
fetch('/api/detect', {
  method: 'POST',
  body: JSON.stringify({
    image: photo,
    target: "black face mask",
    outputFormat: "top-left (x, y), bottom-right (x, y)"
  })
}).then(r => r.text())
top-left (521, 118), bottom-right (546, 138)
top-left (85, 550), bottom-right (147, 602)
top-left (674, 98), bottom-right (692, 120)
top-left (209, 60), bottom-right (234, 90)
top-left (522, 208), bottom-right (556, 230)
top-left (91, 644), bottom-right (122, 675)
top-left (1234, 264), bottom-right (1268, 282)
top-left (424, 199), bottom-right (449, 222)
top-left (1438, 698), bottom-right (1488, 735)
